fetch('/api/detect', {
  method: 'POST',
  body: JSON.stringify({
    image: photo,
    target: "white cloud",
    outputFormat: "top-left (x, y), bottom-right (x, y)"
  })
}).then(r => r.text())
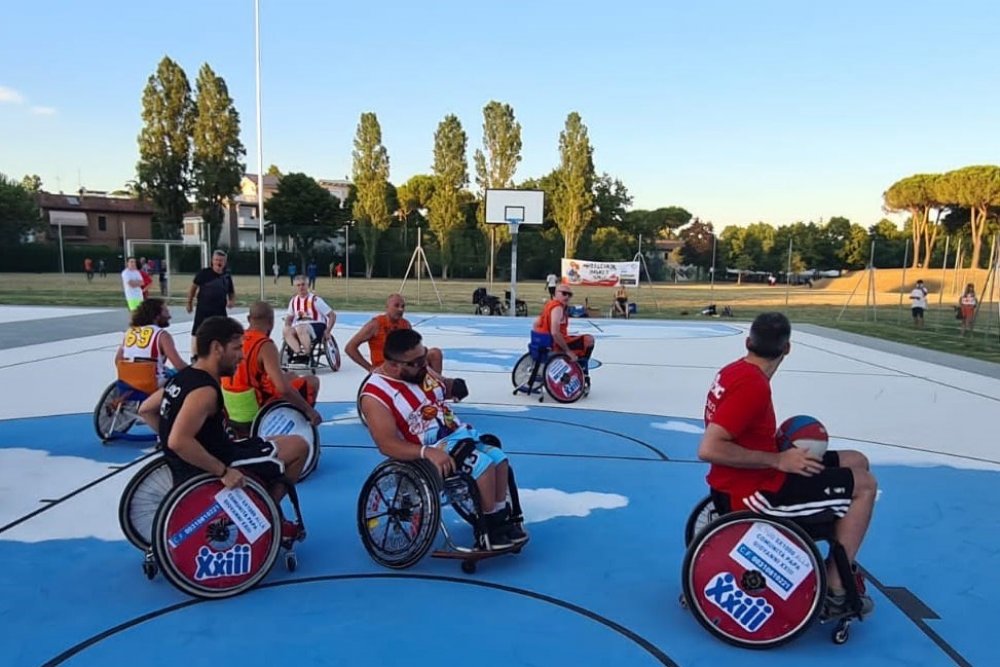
top-left (519, 487), bottom-right (628, 524)
top-left (30, 106), bottom-right (56, 116)
top-left (0, 85), bottom-right (25, 104)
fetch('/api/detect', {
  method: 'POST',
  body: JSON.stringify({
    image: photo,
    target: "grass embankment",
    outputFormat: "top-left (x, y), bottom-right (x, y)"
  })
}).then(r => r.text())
top-left (0, 269), bottom-right (997, 364)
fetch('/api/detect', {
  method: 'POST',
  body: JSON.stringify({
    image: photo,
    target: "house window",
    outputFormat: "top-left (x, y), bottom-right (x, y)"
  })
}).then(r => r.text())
top-left (98, 215), bottom-right (107, 231)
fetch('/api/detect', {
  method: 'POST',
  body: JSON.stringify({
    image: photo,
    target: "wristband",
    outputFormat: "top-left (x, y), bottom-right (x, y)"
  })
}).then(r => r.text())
top-left (420, 446), bottom-right (427, 459)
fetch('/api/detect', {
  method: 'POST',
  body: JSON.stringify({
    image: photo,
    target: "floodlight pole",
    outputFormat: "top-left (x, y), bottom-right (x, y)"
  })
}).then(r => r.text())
top-left (710, 233), bottom-right (717, 294)
top-left (57, 224), bottom-right (65, 274)
top-left (254, 0), bottom-right (266, 300)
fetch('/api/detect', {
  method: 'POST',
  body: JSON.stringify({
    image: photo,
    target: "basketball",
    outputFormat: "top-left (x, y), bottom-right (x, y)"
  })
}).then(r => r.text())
top-left (776, 415), bottom-right (829, 459)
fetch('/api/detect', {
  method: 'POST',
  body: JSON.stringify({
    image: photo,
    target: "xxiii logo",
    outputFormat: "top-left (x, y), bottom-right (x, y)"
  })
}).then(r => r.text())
top-left (194, 544), bottom-right (252, 580)
top-left (703, 572), bottom-right (774, 632)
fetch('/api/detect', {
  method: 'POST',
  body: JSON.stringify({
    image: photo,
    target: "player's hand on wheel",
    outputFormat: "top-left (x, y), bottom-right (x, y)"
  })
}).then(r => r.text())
top-left (221, 466), bottom-right (246, 489)
top-left (424, 447), bottom-right (454, 477)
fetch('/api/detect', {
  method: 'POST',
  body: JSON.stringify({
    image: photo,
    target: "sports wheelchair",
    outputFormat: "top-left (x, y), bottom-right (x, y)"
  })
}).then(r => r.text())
top-left (356, 438), bottom-right (527, 574)
top-left (680, 493), bottom-right (869, 648)
top-left (93, 363), bottom-right (176, 443)
top-left (609, 301), bottom-right (636, 319)
top-left (473, 287), bottom-right (504, 316)
top-left (280, 333), bottom-right (340, 374)
top-left (511, 332), bottom-right (589, 403)
top-left (505, 290), bottom-right (529, 317)
top-left (120, 459), bottom-right (306, 599)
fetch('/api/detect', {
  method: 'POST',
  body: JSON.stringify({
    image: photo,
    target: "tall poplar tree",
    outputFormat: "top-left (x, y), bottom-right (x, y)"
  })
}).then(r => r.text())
top-left (351, 112), bottom-right (392, 278)
top-left (552, 112), bottom-right (595, 258)
top-left (136, 56), bottom-right (194, 238)
top-left (192, 63), bottom-right (245, 249)
top-left (429, 114), bottom-right (468, 279)
top-left (473, 101), bottom-right (522, 277)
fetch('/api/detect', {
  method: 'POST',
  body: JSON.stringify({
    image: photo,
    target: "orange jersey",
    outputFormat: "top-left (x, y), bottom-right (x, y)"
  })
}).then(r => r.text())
top-left (533, 299), bottom-right (568, 337)
top-left (221, 329), bottom-right (276, 405)
top-left (369, 314), bottom-right (411, 366)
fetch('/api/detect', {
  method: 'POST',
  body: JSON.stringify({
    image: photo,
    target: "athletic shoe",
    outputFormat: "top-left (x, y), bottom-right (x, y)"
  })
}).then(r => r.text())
top-left (480, 511), bottom-right (514, 550)
top-left (822, 590), bottom-right (874, 619)
top-left (504, 521), bottom-right (529, 545)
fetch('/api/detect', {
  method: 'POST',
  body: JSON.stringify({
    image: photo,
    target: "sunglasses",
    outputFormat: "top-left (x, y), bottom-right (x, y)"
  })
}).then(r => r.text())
top-left (557, 291), bottom-right (573, 298)
top-left (386, 352), bottom-right (428, 370)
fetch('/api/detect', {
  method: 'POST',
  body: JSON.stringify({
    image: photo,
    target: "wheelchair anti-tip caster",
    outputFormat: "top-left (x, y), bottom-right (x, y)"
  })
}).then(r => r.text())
top-left (832, 619), bottom-right (851, 644)
top-left (678, 593), bottom-right (688, 609)
top-left (461, 560), bottom-right (477, 574)
top-left (142, 556), bottom-right (158, 581)
top-left (285, 552), bottom-right (298, 572)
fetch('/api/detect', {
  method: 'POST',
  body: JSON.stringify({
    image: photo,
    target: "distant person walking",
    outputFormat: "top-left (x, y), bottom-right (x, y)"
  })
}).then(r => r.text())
top-left (187, 250), bottom-right (235, 355)
top-left (959, 283), bottom-right (978, 336)
top-left (120, 257), bottom-right (145, 311)
top-left (909, 279), bottom-right (928, 328)
top-left (158, 262), bottom-right (168, 296)
top-left (287, 261), bottom-right (297, 286)
top-left (84, 257), bottom-right (94, 282)
top-left (335, 262), bottom-right (343, 278)
top-left (545, 272), bottom-right (558, 298)
top-left (272, 261), bottom-right (280, 285)
top-left (98, 258), bottom-right (107, 278)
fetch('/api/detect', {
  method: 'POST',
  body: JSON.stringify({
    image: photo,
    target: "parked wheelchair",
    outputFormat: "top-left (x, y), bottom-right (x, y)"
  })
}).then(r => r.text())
top-left (504, 290), bottom-right (529, 317)
top-left (280, 333), bottom-right (340, 374)
top-left (472, 287), bottom-right (505, 316)
top-left (679, 493), bottom-right (869, 648)
top-left (356, 438), bottom-right (527, 574)
top-left (511, 332), bottom-right (589, 403)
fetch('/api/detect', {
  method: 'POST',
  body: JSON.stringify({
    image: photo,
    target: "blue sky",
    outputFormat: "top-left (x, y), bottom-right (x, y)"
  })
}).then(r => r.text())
top-left (2, 0), bottom-right (999, 231)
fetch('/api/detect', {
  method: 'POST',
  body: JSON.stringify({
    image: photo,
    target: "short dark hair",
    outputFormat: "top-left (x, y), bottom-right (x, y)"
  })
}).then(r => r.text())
top-left (747, 312), bottom-right (791, 360)
top-left (130, 298), bottom-right (165, 327)
top-left (384, 328), bottom-right (423, 360)
top-left (195, 316), bottom-right (244, 357)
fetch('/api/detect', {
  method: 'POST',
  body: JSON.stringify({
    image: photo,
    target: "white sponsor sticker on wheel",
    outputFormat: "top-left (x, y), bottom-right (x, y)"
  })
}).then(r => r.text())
top-left (729, 522), bottom-right (813, 600)
top-left (215, 487), bottom-right (271, 544)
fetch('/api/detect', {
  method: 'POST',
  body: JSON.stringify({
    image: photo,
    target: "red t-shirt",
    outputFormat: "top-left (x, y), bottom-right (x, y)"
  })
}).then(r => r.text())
top-left (704, 359), bottom-right (785, 509)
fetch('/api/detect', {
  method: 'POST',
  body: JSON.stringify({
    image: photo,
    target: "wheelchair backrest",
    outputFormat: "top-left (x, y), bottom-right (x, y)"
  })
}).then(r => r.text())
top-left (472, 287), bottom-right (487, 304)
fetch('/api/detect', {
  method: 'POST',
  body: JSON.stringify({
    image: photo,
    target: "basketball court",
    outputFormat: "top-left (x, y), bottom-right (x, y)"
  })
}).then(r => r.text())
top-left (0, 305), bottom-right (995, 666)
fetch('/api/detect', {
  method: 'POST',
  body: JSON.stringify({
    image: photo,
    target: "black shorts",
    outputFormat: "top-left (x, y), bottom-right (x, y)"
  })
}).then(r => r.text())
top-left (912, 307), bottom-right (925, 317)
top-left (166, 436), bottom-right (285, 485)
top-left (744, 451), bottom-right (854, 524)
top-left (191, 309), bottom-right (227, 335)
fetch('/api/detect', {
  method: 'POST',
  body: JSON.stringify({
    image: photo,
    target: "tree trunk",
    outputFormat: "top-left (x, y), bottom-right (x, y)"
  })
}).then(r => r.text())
top-left (910, 207), bottom-right (923, 268)
top-left (969, 207), bottom-right (986, 269)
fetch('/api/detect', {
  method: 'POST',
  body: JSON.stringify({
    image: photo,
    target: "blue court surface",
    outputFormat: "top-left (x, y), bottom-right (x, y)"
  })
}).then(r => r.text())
top-left (0, 308), bottom-right (996, 666)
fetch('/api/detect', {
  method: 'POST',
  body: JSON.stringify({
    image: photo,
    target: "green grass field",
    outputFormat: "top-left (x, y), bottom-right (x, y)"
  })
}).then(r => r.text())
top-left (1, 270), bottom-right (998, 364)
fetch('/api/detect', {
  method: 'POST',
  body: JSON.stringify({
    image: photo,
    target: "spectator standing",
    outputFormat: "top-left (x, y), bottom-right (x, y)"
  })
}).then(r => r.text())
top-left (98, 258), bottom-right (107, 278)
top-left (545, 272), bottom-right (558, 298)
top-left (287, 261), bottom-right (297, 285)
top-left (272, 261), bottom-right (280, 284)
top-left (335, 262), bottom-right (344, 278)
top-left (187, 250), bottom-right (235, 355)
top-left (84, 257), bottom-right (94, 282)
top-left (909, 279), bottom-right (928, 328)
top-left (158, 261), bottom-right (168, 296)
top-left (120, 257), bottom-right (145, 311)
top-left (307, 260), bottom-right (318, 289)
top-left (959, 283), bottom-right (978, 336)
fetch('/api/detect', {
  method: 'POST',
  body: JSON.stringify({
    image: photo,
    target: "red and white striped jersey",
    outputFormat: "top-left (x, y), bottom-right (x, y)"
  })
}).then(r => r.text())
top-left (360, 373), bottom-right (463, 446)
top-left (286, 293), bottom-right (332, 324)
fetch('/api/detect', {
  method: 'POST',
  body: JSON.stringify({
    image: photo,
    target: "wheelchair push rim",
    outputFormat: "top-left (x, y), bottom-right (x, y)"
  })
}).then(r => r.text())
top-left (542, 354), bottom-right (586, 403)
top-left (152, 474), bottom-right (282, 599)
top-left (251, 400), bottom-right (321, 481)
top-left (118, 454), bottom-right (173, 551)
top-left (682, 512), bottom-right (826, 649)
top-left (322, 337), bottom-right (341, 372)
top-left (357, 460), bottom-right (440, 569)
top-left (356, 373), bottom-right (372, 426)
top-left (684, 495), bottom-right (720, 547)
top-left (511, 352), bottom-right (541, 391)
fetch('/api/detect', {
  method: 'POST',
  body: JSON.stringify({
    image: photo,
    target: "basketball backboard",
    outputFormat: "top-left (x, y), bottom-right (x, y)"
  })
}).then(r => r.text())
top-left (485, 189), bottom-right (544, 225)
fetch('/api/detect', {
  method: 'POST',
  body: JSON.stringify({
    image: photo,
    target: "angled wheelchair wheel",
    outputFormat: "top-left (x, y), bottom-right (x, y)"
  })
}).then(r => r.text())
top-left (442, 472), bottom-right (480, 528)
top-left (279, 342), bottom-right (293, 372)
top-left (357, 460), bottom-right (440, 569)
top-left (357, 373), bottom-right (372, 426)
top-left (511, 352), bottom-right (538, 389)
top-left (94, 382), bottom-right (141, 442)
top-left (323, 336), bottom-right (341, 372)
top-left (682, 512), bottom-right (826, 649)
top-left (118, 454), bottom-right (173, 551)
top-left (684, 495), bottom-right (720, 547)
top-left (542, 354), bottom-right (586, 403)
top-left (152, 474), bottom-right (282, 599)
top-left (251, 400), bottom-right (320, 482)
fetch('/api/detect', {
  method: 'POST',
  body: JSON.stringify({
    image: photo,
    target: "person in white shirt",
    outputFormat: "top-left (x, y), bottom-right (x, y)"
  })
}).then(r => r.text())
top-left (283, 275), bottom-right (336, 360)
top-left (121, 257), bottom-right (145, 311)
top-left (545, 272), bottom-right (558, 298)
top-left (909, 279), bottom-right (929, 328)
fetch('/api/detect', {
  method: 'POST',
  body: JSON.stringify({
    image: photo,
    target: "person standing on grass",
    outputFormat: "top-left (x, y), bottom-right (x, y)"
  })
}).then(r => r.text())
top-left (909, 279), bottom-right (928, 328)
top-left (187, 250), bottom-right (235, 357)
top-left (98, 258), bottom-right (107, 278)
top-left (121, 257), bottom-right (144, 311)
top-left (959, 283), bottom-right (978, 336)
top-left (84, 257), bottom-right (94, 282)
top-left (545, 272), bottom-right (558, 298)
top-left (306, 260), bottom-right (318, 290)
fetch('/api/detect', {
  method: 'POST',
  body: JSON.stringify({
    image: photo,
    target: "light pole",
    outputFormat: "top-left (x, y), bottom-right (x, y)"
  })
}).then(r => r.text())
top-left (254, 0), bottom-right (266, 299)
top-left (709, 233), bottom-right (717, 294)
top-left (343, 220), bottom-right (354, 302)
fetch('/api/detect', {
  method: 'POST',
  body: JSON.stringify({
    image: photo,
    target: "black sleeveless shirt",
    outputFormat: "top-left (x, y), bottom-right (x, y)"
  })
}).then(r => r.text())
top-left (159, 366), bottom-right (231, 462)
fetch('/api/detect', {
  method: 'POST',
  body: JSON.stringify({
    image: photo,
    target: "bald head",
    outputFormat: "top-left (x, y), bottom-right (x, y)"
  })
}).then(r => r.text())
top-left (248, 301), bottom-right (274, 329)
top-left (385, 293), bottom-right (406, 321)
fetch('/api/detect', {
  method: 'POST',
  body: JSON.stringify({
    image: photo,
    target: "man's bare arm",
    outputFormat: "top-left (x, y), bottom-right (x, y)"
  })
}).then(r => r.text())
top-left (345, 319), bottom-right (378, 372)
top-left (167, 387), bottom-right (228, 477)
top-left (138, 388), bottom-right (164, 432)
top-left (158, 332), bottom-right (188, 371)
